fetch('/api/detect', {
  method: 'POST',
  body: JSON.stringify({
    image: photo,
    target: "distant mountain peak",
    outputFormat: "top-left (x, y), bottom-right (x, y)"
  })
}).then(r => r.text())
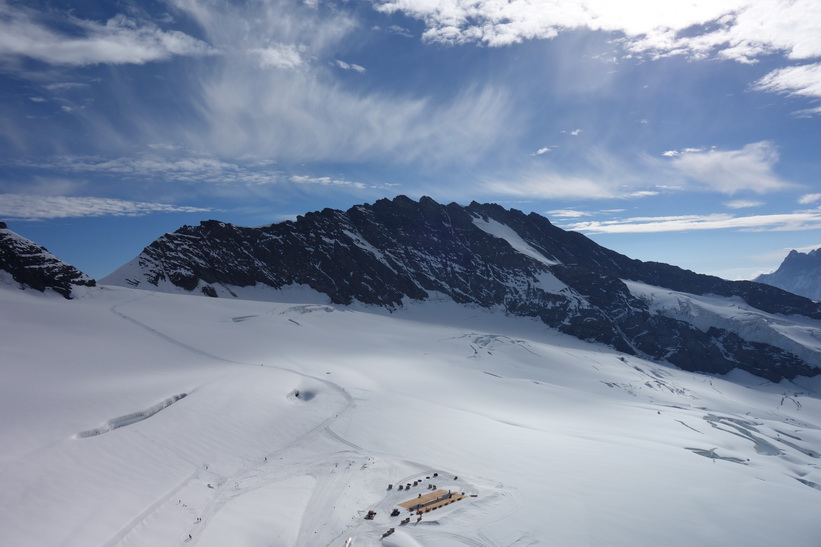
top-left (103, 196), bottom-right (821, 381)
top-left (0, 223), bottom-right (95, 299)
top-left (755, 247), bottom-right (821, 302)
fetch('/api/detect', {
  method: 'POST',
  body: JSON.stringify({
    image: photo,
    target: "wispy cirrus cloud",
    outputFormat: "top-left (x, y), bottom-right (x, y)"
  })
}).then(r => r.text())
top-left (171, 2), bottom-right (514, 165)
top-left (663, 141), bottom-right (794, 194)
top-left (483, 171), bottom-right (618, 200)
top-left (564, 209), bottom-right (821, 234)
top-left (487, 140), bottom-right (795, 203)
top-left (2, 2), bottom-right (515, 169)
top-left (4, 154), bottom-right (400, 200)
top-left (546, 209), bottom-right (592, 218)
top-left (754, 62), bottom-right (821, 98)
top-left (334, 59), bottom-right (366, 73)
top-left (0, 2), bottom-right (214, 66)
top-left (0, 193), bottom-right (209, 220)
top-left (12, 155), bottom-right (282, 186)
top-left (290, 175), bottom-right (396, 190)
top-left (724, 199), bottom-right (764, 209)
top-left (662, 147), bottom-right (705, 157)
top-left (753, 62), bottom-right (821, 114)
top-left (386, 25), bottom-right (413, 38)
top-left (483, 146), bottom-right (666, 200)
top-left (252, 44), bottom-right (306, 70)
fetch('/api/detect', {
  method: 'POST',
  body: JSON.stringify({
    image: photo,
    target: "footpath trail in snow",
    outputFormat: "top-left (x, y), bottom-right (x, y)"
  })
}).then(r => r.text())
top-left (1, 285), bottom-right (821, 546)
top-left (104, 294), bottom-right (502, 547)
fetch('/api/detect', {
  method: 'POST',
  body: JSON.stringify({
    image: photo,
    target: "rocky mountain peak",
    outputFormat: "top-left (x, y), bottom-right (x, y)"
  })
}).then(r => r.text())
top-left (102, 196), bottom-right (821, 381)
top-left (0, 223), bottom-right (96, 299)
top-left (755, 247), bottom-right (821, 302)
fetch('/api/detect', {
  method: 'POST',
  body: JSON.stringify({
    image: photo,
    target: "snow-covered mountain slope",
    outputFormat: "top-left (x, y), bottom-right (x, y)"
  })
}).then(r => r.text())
top-left (0, 221), bottom-right (95, 298)
top-left (756, 248), bottom-right (821, 302)
top-left (103, 196), bottom-right (821, 381)
top-left (2, 284), bottom-right (820, 547)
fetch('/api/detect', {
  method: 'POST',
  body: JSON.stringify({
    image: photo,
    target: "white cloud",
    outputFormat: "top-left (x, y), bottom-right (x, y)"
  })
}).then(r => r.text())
top-left (0, 194), bottom-right (209, 220)
top-left (565, 209), bottom-right (821, 234)
top-left (799, 193), bottom-right (821, 204)
top-left (1, 2), bottom-right (515, 172)
top-left (666, 141), bottom-right (793, 194)
top-left (483, 172), bottom-right (620, 200)
top-left (334, 59), bottom-right (366, 73)
top-left (664, 147), bottom-right (707, 157)
top-left (0, 4), bottom-right (214, 66)
top-left (563, 129), bottom-right (583, 136)
top-left (148, 2), bottom-right (514, 166)
top-left (388, 25), bottom-right (413, 38)
top-left (44, 82), bottom-right (89, 92)
top-left (253, 44), bottom-right (305, 70)
top-left (753, 62), bottom-right (821, 105)
top-left (483, 148), bottom-right (663, 200)
top-left (13, 155), bottom-right (283, 186)
top-left (725, 199), bottom-right (764, 209)
top-left (197, 68), bottom-right (513, 164)
top-left (794, 105), bottom-right (821, 117)
top-left (0, 0), bottom-right (518, 170)
top-left (290, 175), bottom-right (389, 189)
top-left (373, 0), bottom-right (821, 65)
top-left (546, 209), bottom-right (591, 218)
top-left (7, 154), bottom-right (399, 198)
top-left (534, 146), bottom-right (553, 155)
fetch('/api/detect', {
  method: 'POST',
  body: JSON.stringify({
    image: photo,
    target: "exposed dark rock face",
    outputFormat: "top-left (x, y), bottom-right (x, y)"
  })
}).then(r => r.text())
top-left (0, 221), bottom-right (96, 299)
top-left (756, 248), bottom-right (821, 302)
top-left (103, 196), bottom-right (821, 381)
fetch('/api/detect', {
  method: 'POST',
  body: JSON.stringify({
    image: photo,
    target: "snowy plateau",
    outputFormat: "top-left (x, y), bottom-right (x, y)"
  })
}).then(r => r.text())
top-left (2, 279), bottom-right (821, 547)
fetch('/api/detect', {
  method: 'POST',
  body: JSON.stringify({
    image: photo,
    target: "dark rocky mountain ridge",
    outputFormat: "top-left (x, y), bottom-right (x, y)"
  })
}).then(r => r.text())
top-left (104, 196), bottom-right (821, 382)
top-left (0, 221), bottom-right (95, 298)
top-left (756, 248), bottom-right (821, 302)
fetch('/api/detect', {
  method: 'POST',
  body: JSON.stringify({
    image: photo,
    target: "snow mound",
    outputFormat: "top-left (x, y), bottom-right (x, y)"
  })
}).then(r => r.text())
top-left (76, 393), bottom-right (188, 438)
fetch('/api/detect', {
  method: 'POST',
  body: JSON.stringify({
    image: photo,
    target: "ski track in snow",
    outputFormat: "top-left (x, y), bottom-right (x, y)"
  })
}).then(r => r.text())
top-left (103, 469), bottom-right (200, 547)
top-left (105, 297), bottom-right (510, 547)
top-left (105, 297), bottom-right (368, 546)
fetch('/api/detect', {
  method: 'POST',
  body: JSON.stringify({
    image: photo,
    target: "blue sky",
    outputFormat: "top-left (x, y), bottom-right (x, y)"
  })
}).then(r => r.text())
top-left (1, 0), bottom-right (821, 280)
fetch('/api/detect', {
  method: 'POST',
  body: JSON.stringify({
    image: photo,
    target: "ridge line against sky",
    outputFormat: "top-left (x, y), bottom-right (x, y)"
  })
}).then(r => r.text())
top-left (0, 0), bottom-right (820, 280)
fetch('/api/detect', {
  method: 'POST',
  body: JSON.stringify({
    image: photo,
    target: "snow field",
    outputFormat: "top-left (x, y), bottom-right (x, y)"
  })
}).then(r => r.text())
top-left (1, 284), bottom-right (821, 546)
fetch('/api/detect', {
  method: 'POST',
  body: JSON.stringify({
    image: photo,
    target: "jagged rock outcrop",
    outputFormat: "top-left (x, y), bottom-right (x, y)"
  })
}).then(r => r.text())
top-left (0, 221), bottom-right (96, 298)
top-left (103, 196), bottom-right (821, 381)
top-left (755, 248), bottom-right (821, 302)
